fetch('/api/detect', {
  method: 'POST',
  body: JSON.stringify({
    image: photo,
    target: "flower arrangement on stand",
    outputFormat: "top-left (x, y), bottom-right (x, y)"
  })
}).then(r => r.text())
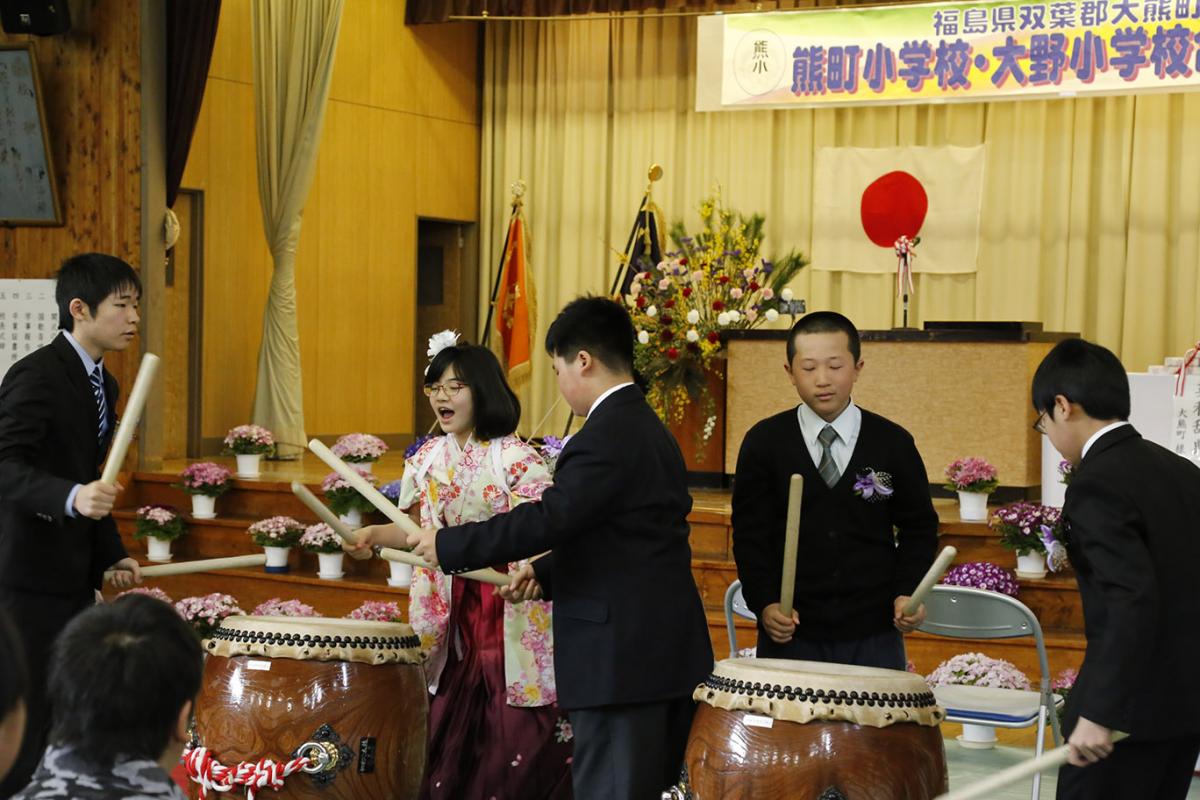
top-left (944, 457), bottom-right (999, 521)
top-left (989, 502), bottom-right (1065, 579)
top-left (300, 523), bottom-right (346, 580)
top-left (251, 598), bottom-right (319, 618)
top-left (322, 468), bottom-right (379, 529)
top-left (247, 516), bottom-right (305, 573)
top-left (175, 593), bottom-right (244, 639)
top-left (134, 505), bottom-right (186, 562)
top-left (223, 424), bottom-right (275, 477)
top-left (116, 586), bottom-right (174, 605)
top-left (346, 600), bottom-right (405, 623)
top-left (624, 191), bottom-right (806, 457)
top-left (927, 651), bottom-right (1033, 748)
top-left (331, 433), bottom-right (389, 472)
top-left (175, 462), bottom-right (233, 519)
top-left (939, 561), bottom-right (1020, 597)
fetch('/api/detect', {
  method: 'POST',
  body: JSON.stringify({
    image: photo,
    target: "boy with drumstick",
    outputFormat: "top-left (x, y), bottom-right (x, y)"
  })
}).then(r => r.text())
top-left (732, 311), bottom-right (938, 669)
top-left (377, 296), bottom-right (714, 800)
top-left (0, 254), bottom-right (143, 797)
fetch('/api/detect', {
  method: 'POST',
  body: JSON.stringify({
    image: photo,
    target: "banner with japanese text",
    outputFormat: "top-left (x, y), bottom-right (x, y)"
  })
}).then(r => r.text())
top-left (695, 0), bottom-right (1200, 110)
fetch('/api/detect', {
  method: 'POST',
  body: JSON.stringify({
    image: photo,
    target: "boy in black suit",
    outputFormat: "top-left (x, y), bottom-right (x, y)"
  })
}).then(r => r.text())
top-left (732, 311), bottom-right (938, 670)
top-left (401, 296), bottom-right (714, 800)
top-left (1033, 338), bottom-right (1200, 800)
top-left (0, 253), bottom-right (143, 797)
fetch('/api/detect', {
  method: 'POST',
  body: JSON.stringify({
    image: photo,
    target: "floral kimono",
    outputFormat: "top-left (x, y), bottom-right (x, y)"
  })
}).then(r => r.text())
top-left (399, 433), bottom-right (572, 800)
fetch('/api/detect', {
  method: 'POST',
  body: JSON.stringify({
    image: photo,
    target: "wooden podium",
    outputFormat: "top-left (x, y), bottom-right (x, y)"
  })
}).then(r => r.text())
top-left (724, 323), bottom-right (1077, 493)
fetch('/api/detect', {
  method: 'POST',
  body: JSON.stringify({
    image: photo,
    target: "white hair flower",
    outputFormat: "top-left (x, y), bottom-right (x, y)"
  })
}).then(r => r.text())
top-left (425, 330), bottom-right (460, 375)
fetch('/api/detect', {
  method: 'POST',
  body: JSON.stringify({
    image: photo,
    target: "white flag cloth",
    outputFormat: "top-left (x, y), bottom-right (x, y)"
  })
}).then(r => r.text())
top-left (811, 145), bottom-right (985, 275)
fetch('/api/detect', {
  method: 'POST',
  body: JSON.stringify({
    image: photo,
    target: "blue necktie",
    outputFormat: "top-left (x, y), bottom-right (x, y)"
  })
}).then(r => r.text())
top-left (90, 365), bottom-right (108, 442)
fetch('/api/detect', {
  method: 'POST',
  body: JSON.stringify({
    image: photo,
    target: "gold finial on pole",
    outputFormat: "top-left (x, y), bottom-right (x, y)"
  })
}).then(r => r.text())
top-left (510, 179), bottom-right (526, 209)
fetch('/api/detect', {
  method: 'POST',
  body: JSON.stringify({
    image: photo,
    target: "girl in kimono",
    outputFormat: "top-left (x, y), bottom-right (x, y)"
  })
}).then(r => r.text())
top-left (355, 336), bottom-right (572, 800)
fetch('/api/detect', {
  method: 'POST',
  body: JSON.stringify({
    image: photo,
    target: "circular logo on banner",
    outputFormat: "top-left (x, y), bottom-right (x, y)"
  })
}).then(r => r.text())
top-left (732, 30), bottom-right (786, 97)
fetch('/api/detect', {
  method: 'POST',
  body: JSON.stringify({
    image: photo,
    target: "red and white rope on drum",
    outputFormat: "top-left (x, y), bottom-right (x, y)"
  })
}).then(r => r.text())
top-left (183, 745), bottom-right (311, 800)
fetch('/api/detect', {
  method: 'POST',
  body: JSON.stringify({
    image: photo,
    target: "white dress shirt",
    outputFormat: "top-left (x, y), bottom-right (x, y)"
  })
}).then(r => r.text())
top-left (796, 400), bottom-right (862, 475)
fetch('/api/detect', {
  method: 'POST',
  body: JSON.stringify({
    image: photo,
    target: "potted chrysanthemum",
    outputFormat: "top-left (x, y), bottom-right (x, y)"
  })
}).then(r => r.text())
top-left (939, 561), bottom-right (1019, 597)
top-left (926, 652), bottom-right (1032, 748)
top-left (944, 457), bottom-right (999, 521)
top-left (300, 523), bottom-right (346, 580)
top-left (174, 461), bottom-right (233, 519)
top-left (321, 468), bottom-right (379, 529)
top-left (223, 424), bottom-right (275, 477)
top-left (247, 515), bottom-right (305, 573)
top-left (331, 433), bottom-right (389, 473)
top-left (134, 504), bottom-right (187, 562)
top-left (989, 502), bottom-right (1063, 579)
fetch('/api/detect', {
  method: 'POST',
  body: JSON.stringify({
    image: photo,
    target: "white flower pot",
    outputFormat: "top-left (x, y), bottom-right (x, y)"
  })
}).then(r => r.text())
top-left (1016, 551), bottom-right (1047, 579)
top-left (236, 453), bottom-right (262, 478)
top-left (147, 536), bottom-right (172, 562)
top-left (317, 552), bottom-right (345, 580)
top-left (356, 461), bottom-right (374, 474)
top-left (387, 560), bottom-right (413, 588)
top-left (959, 722), bottom-right (998, 749)
top-left (339, 509), bottom-right (362, 529)
top-left (191, 494), bottom-right (216, 519)
top-left (957, 491), bottom-right (989, 521)
top-left (263, 545), bottom-right (291, 573)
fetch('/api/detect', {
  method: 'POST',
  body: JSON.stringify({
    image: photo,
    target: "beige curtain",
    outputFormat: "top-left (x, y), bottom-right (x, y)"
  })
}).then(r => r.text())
top-left (250, 0), bottom-right (343, 453)
top-left (481, 14), bottom-right (1200, 435)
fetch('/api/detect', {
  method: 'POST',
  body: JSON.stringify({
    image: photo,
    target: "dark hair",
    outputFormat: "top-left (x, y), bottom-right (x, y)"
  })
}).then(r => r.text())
top-left (425, 344), bottom-right (521, 440)
top-left (56, 253), bottom-right (141, 332)
top-left (0, 610), bottom-right (26, 722)
top-left (543, 295), bottom-right (634, 375)
top-left (1031, 338), bottom-right (1130, 421)
top-left (787, 311), bottom-right (862, 364)
top-left (47, 593), bottom-right (202, 766)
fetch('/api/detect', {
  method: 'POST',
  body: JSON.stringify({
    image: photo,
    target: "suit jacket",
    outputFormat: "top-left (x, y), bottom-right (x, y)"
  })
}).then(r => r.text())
top-left (0, 332), bottom-right (124, 595)
top-left (437, 385), bottom-right (714, 710)
top-left (732, 406), bottom-right (938, 639)
top-left (1062, 425), bottom-right (1200, 740)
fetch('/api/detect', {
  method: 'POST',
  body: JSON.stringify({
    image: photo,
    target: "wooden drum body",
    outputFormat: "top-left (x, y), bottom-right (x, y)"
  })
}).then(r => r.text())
top-left (193, 616), bottom-right (428, 800)
top-left (682, 658), bottom-right (947, 800)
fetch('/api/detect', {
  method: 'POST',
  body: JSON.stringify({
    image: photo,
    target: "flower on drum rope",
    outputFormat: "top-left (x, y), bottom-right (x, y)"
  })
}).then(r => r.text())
top-left (346, 600), bottom-right (405, 623)
top-left (251, 597), bottom-right (319, 617)
top-left (175, 592), bottom-right (244, 639)
top-left (222, 424), bottom-right (275, 456)
top-left (926, 652), bottom-right (1031, 691)
top-left (331, 432), bottom-right (389, 463)
top-left (940, 561), bottom-right (1019, 597)
top-left (247, 516), bottom-right (306, 548)
top-left (299, 523), bottom-right (344, 554)
top-left (174, 462), bottom-right (233, 497)
top-left (852, 469), bottom-right (894, 502)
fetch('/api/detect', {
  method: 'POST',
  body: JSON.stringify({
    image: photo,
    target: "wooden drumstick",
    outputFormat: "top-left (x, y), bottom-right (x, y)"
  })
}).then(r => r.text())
top-left (778, 474), bottom-right (803, 617)
top-left (104, 553), bottom-right (267, 583)
top-left (290, 481), bottom-right (372, 561)
top-left (100, 353), bottom-right (160, 485)
top-left (902, 545), bottom-right (958, 616)
top-left (935, 733), bottom-right (1128, 800)
top-left (307, 439), bottom-right (510, 587)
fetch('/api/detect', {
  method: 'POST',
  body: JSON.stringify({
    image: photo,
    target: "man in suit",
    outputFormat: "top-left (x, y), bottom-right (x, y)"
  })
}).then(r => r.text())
top-left (405, 296), bottom-right (714, 800)
top-left (0, 253), bottom-right (143, 798)
top-left (1033, 338), bottom-right (1200, 800)
top-left (732, 311), bottom-right (938, 670)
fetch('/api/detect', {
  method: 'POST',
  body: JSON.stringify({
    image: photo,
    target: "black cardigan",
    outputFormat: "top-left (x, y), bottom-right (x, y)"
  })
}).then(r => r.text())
top-left (732, 405), bottom-right (939, 640)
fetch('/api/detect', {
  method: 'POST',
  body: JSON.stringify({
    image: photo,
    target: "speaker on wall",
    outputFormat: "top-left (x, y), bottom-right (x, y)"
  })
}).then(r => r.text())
top-left (0, 1), bottom-right (71, 36)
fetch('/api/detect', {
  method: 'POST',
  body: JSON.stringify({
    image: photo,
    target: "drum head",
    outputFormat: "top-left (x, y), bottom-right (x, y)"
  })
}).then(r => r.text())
top-left (204, 615), bottom-right (425, 665)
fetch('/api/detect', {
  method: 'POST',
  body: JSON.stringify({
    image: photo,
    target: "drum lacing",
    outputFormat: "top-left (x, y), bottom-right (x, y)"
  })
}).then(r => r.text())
top-left (701, 674), bottom-right (938, 708)
top-left (207, 627), bottom-right (421, 651)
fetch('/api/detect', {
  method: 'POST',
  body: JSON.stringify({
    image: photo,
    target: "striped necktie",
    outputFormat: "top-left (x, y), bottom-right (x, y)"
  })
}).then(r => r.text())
top-left (817, 424), bottom-right (841, 488)
top-left (90, 365), bottom-right (108, 442)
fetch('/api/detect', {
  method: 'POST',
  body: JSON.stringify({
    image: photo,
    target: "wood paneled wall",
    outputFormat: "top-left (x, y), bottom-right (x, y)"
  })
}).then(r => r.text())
top-left (182, 0), bottom-right (481, 447)
top-left (0, 0), bottom-right (143, 396)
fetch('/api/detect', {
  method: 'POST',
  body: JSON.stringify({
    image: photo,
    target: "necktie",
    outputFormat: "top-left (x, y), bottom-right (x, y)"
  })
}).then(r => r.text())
top-left (817, 424), bottom-right (840, 488)
top-left (90, 365), bottom-right (108, 442)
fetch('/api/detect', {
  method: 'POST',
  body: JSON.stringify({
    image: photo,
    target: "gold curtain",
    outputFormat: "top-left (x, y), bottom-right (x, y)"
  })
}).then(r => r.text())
top-left (250, 0), bottom-right (344, 453)
top-left (481, 13), bottom-right (1200, 435)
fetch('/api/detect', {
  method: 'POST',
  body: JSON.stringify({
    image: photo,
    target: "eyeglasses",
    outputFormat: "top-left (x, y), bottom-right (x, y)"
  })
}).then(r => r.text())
top-left (423, 381), bottom-right (468, 398)
top-left (1032, 412), bottom-right (1048, 435)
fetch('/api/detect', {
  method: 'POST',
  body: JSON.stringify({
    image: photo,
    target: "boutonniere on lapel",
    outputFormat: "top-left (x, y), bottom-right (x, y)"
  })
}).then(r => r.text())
top-left (852, 469), bottom-right (893, 502)
top-left (1040, 523), bottom-right (1070, 572)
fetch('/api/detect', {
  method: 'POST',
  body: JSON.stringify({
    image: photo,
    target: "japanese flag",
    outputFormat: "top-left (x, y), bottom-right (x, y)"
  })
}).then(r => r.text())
top-left (811, 145), bottom-right (985, 274)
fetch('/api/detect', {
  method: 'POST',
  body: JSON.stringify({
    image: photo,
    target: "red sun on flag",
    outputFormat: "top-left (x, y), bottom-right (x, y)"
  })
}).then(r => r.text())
top-left (859, 171), bottom-right (928, 248)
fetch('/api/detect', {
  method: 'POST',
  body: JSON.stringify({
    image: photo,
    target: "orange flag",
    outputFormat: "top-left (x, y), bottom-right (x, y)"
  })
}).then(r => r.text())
top-left (494, 208), bottom-right (535, 388)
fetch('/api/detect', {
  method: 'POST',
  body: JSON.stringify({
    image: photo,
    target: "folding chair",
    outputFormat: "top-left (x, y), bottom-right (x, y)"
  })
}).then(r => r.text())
top-left (722, 579), bottom-right (757, 658)
top-left (918, 584), bottom-right (1064, 799)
